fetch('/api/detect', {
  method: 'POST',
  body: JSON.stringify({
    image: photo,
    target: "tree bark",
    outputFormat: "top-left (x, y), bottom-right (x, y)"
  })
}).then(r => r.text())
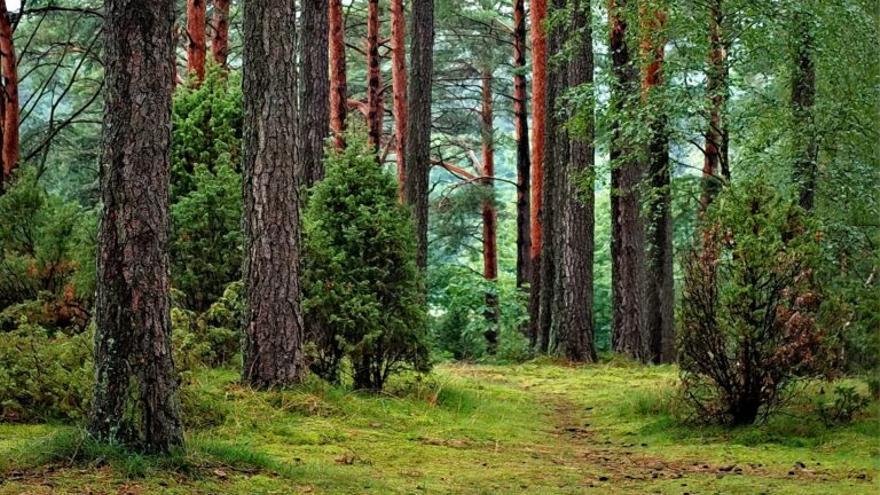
top-left (211, 0), bottom-right (230, 67)
top-left (609, 0), bottom-right (647, 362)
top-left (242, 0), bottom-right (306, 388)
top-left (299, 0), bottom-right (330, 187)
top-left (329, 0), bottom-right (348, 149)
top-left (527, 0), bottom-right (547, 348)
top-left (186, 0), bottom-right (207, 83)
top-left (0, 1), bottom-right (18, 183)
top-left (89, 0), bottom-right (184, 454)
top-left (366, 0), bottom-right (383, 152)
top-left (404, 0), bottom-right (434, 270)
top-left (791, 9), bottom-right (817, 212)
top-left (480, 69), bottom-right (499, 353)
top-left (640, 1), bottom-right (675, 363)
top-left (557, 0), bottom-right (596, 363)
top-left (700, 0), bottom-right (728, 211)
top-left (391, 0), bottom-right (408, 198)
top-left (513, 0), bottom-right (531, 290)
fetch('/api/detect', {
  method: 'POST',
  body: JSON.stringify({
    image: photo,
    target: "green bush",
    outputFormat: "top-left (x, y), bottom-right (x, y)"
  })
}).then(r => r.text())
top-left (679, 179), bottom-right (831, 425)
top-left (0, 322), bottom-right (93, 422)
top-left (303, 132), bottom-right (429, 391)
top-left (816, 385), bottom-right (870, 426)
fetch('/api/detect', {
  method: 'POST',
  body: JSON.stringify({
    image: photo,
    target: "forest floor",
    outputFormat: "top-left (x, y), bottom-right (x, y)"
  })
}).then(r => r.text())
top-left (0, 361), bottom-right (877, 494)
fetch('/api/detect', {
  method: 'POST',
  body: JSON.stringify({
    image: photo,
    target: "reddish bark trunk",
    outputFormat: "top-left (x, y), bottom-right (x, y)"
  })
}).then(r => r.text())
top-left (480, 69), bottom-right (499, 352)
top-left (391, 0), bottom-right (408, 198)
top-left (186, 0), bottom-right (207, 83)
top-left (366, 0), bottom-right (383, 152)
top-left (329, 0), bottom-right (348, 148)
top-left (211, 0), bottom-right (230, 67)
top-left (528, 0), bottom-right (548, 347)
top-left (513, 0), bottom-right (531, 289)
top-left (701, 0), bottom-right (728, 210)
top-left (0, 1), bottom-right (18, 182)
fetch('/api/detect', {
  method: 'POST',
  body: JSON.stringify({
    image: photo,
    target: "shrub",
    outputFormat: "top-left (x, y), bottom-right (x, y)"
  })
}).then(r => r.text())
top-left (816, 385), bottom-right (870, 426)
top-left (0, 322), bottom-right (93, 422)
top-left (678, 180), bottom-right (830, 425)
top-left (302, 132), bottom-right (429, 391)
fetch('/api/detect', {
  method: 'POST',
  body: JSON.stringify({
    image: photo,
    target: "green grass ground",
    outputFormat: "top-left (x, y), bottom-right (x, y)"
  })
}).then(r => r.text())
top-left (0, 362), bottom-right (877, 494)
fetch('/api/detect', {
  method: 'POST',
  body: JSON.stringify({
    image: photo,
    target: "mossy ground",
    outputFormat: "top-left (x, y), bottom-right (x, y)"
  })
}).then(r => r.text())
top-left (0, 361), bottom-right (877, 494)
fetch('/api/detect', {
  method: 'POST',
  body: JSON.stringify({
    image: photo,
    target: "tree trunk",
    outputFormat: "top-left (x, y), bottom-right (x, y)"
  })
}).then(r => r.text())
top-left (329, 0), bottom-right (348, 149)
top-left (186, 0), bottom-right (207, 83)
top-left (480, 69), bottom-right (499, 353)
top-left (89, 0), bottom-right (184, 454)
top-left (242, 0), bottom-right (306, 388)
top-left (527, 0), bottom-right (547, 348)
top-left (700, 0), bottom-right (728, 211)
top-left (299, 0), bottom-right (330, 187)
top-left (211, 0), bottom-right (231, 67)
top-left (513, 0), bottom-right (531, 290)
top-left (609, 0), bottom-right (647, 362)
top-left (404, 0), bottom-right (434, 270)
top-left (0, 1), bottom-right (18, 183)
top-left (640, 2), bottom-right (675, 364)
top-left (791, 9), bottom-right (817, 212)
top-left (366, 0), bottom-right (383, 152)
top-left (557, 0), bottom-right (596, 363)
top-left (391, 0), bottom-right (408, 199)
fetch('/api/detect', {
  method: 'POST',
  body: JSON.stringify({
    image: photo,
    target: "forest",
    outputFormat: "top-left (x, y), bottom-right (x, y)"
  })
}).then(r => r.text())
top-left (0, 0), bottom-right (877, 493)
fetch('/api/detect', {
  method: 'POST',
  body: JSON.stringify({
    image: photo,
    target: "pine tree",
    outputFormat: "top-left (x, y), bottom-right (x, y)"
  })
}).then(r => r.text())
top-left (0, 0), bottom-right (18, 186)
top-left (186, 0), bottom-right (207, 83)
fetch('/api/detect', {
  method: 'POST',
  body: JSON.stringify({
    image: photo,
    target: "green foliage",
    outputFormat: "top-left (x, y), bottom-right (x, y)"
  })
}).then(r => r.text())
top-left (170, 68), bottom-right (244, 311)
top-left (0, 322), bottom-right (93, 422)
top-left (172, 281), bottom-right (244, 371)
top-left (816, 385), bottom-right (870, 426)
top-left (679, 179), bottom-right (830, 425)
top-left (303, 132), bottom-right (429, 391)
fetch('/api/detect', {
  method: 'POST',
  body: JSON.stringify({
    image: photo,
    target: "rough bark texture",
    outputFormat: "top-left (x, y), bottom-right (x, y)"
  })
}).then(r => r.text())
top-left (609, 0), bottom-right (647, 362)
top-left (539, 0), bottom-right (569, 353)
top-left (480, 69), bottom-right (499, 353)
top-left (242, 0), bottom-right (306, 388)
top-left (527, 0), bottom-right (547, 348)
top-left (186, 0), bottom-right (207, 83)
top-left (404, 0), bottom-right (434, 270)
top-left (556, 0), bottom-right (596, 363)
top-left (89, 0), bottom-right (184, 454)
top-left (700, 0), bottom-right (728, 211)
top-left (513, 0), bottom-right (531, 289)
top-left (298, 0), bottom-right (330, 187)
top-left (211, 0), bottom-right (231, 67)
top-left (329, 0), bottom-right (348, 149)
top-left (640, 2), bottom-right (675, 363)
top-left (791, 9), bottom-right (817, 212)
top-left (366, 0), bottom-right (383, 152)
top-left (0, 1), bottom-right (18, 183)
top-left (391, 0), bottom-right (408, 198)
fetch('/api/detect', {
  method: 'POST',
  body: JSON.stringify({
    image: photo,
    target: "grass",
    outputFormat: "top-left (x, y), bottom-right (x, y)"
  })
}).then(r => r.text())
top-left (0, 362), bottom-right (877, 494)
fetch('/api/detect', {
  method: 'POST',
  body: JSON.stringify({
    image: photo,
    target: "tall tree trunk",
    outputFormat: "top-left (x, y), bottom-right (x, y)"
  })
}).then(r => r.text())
top-left (513, 0), bottom-right (531, 290)
top-left (89, 0), bottom-right (183, 453)
top-left (211, 0), bottom-right (230, 67)
top-left (609, 0), bottom-right (647, 362)
top-left (640, 1), bottom-right (675, 363)
top-left (299, 0), bottom-right (330, 187)
top-left (527, 0), bottom-right (548, 348)
top-left (0, 1), bottom-right (18, 183)
top-left (366, 0), bottom-right (383, 152)
top-left (791, 9), bottom-right (817, 212)
top-left (480, 69), bottom-right (499, 353)
top-left (404, 0), bottom-right (434, 270)
top-left (242, 0), bottom-right (305, 388)
top-left (700, 0), bottom-right (728, 210)
top-left (391, 0), bottom-right (408, 198)
top-left (329, 0), bottom-right (348, 149)
top-left (186, 0), bottom-right (207, 83)
top-left (557, 0), bottom-right (596, 363)
top-left (540, 0), bottom-right (568, 353)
